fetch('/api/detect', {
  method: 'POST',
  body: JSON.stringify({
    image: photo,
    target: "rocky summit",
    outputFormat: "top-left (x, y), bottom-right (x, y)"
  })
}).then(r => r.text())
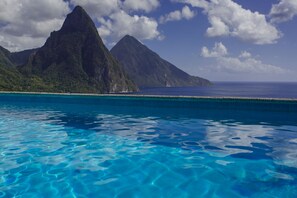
top-left (111, 35), bottom-right (211, 87)
top-left (19, 6), bottom-right (137, 93)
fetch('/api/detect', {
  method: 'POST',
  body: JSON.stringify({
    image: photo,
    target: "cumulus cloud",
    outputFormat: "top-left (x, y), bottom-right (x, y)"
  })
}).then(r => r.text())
top-left (70, 0), bottom-right (161, 44)
top-left (70, 0), bottom-right (160, 16)
top-left (121, 0), bottom-right (160, 13)
top-left (0, 0), bottom-right (162, 51)
top-left (171, 0), bottom-right (208, 9)
top-left (217, 56), bottom-right (286, 74)
top-left (269, 0), bottom-right (297, 23)
top-left (0, 0), bottom-right (70, 51)
top-left (239, 51), bottom-right (252, 59)
top-left (98, 10), bottom-right (161, 41)
top-left (201, 43), bottom-right (287, 74)
top-left (201, 42), bottom-right (227, 58)
top-left (160, 6), bottom-right (196, 23)
top-left (174, 0), bottom-right (281, 44)
top-left (70, 0), bottom-right (118, 18)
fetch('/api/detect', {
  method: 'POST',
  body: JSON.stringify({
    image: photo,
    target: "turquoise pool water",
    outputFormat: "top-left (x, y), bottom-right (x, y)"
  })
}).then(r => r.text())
top-left (0, 94), bottom-right (297, 197)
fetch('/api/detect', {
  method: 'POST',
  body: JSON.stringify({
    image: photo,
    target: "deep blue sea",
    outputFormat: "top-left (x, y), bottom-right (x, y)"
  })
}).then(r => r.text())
top-left (0, 94), bottom-right (297, 197)
top-left (135, 82), bottom-right (297, 98)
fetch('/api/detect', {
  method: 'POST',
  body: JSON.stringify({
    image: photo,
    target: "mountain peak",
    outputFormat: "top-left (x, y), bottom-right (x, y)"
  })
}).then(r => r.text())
top-left (72, 5), bottom-right (85, 13)
top-left (20, 6), bottom-right (137, 93)
top-left (122, 35), bottom-right (136, 40)
top-left (116, 35), bottom-right (151, 55)
top-left (61, 6), bottom-right (95, 33)
top-left (120, 35), bottom-right (141, 45)
top-left (111, 35), bottom-right (211, 87)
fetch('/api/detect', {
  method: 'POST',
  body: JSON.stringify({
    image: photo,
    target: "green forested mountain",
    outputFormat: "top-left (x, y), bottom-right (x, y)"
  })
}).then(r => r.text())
top-left (111, 35), bottom-right (211, 87)
top-left (0, 46), bottom-right (23, 90)
top-left (0, 46), bottom-right (48, 91)
top-left (0, 66), bottom-right (23, 91)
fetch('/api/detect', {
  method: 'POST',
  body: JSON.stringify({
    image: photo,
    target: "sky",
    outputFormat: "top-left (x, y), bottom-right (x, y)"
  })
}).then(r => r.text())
top-left (0, 0), bottom-right (297, 82)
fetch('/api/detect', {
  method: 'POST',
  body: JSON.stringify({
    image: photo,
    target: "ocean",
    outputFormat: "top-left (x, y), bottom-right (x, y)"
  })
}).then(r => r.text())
top-left (134, 82), bottom-right (297, 98)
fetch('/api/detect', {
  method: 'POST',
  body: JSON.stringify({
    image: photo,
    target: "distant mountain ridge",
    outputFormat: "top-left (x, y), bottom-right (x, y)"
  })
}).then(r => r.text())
top-left (111, 35), bottom-right (211, 87)
top-left (0, 46), bottom-right (14, 68)
top-left (10, 48), bottom-right (39, 66)
top-left (0, 46), bottom-right (38, 67)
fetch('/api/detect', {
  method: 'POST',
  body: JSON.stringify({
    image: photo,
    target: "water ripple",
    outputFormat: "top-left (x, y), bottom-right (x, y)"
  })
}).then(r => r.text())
top-left (0, 102), bottom-right (296, 197)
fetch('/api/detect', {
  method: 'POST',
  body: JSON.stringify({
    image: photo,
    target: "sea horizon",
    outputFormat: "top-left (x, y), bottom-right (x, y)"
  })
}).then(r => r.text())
top-left (135, 81), bottom-right (297, 99)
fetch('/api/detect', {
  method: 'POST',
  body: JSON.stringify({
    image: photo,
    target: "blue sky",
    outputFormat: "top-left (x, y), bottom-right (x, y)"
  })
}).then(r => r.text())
top-left (0, 0), bottom-right (296, 81)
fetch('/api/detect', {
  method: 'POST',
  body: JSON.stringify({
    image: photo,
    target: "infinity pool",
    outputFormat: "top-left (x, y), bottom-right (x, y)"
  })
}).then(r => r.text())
top-left (0, 94), bottom-right (297, 197)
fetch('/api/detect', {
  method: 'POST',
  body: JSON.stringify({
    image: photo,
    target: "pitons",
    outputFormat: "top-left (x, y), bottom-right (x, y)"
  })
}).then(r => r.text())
top-left (111, 35), bottom-right (211, 87)
top-left (19, 6), bottom-right (137, 93)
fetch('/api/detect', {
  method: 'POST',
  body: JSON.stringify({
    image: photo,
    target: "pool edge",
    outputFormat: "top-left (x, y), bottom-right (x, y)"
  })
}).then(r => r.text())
top-left (0, 91), bottom-right (297, 102)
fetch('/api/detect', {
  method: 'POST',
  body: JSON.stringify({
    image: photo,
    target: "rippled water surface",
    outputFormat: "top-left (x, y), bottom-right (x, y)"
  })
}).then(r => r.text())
top-left (0, 95), bottom-right (297, 197)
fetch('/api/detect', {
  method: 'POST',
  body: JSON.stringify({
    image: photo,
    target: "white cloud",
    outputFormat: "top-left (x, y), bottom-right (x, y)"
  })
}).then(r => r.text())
top-left (0, 0), bottom-right (162, 51)
top-left (160, 6), bottom-right (196, 23)
top-left (182, 5), bottom-right (196, 19)
top-left (239, 51), bottom-right (252, 59)
top-left (70, 0), bottom-right (119, 18)
top-left (174, 0), bottom-right (281, 44)
top-left (98, 10), bottom-right (161, 41)
top-left (0, 0), bottom-right (70, 51)
top-left (206, 16), bottom-right (229, 37)
top-left (97, 27), bottom-right (111, 38)
top-left (70, 0), bottom-right (161, 44)
top-left (0, 34), bottom-right (45, 51)
top-left (171, 0), bottom-right (208, 9)
top-left (70, 0), bottom-right (160, 16)
top-left (201, 42), bottom-right (227, 58)
top-left (121, 0), bottom-right (160, 13)
top-left (269, 0), bottom-right (297, 23)
top-left (201, 42), bottom-right (287, 74)
top-left (217, 56), bottom-right (286, 74)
